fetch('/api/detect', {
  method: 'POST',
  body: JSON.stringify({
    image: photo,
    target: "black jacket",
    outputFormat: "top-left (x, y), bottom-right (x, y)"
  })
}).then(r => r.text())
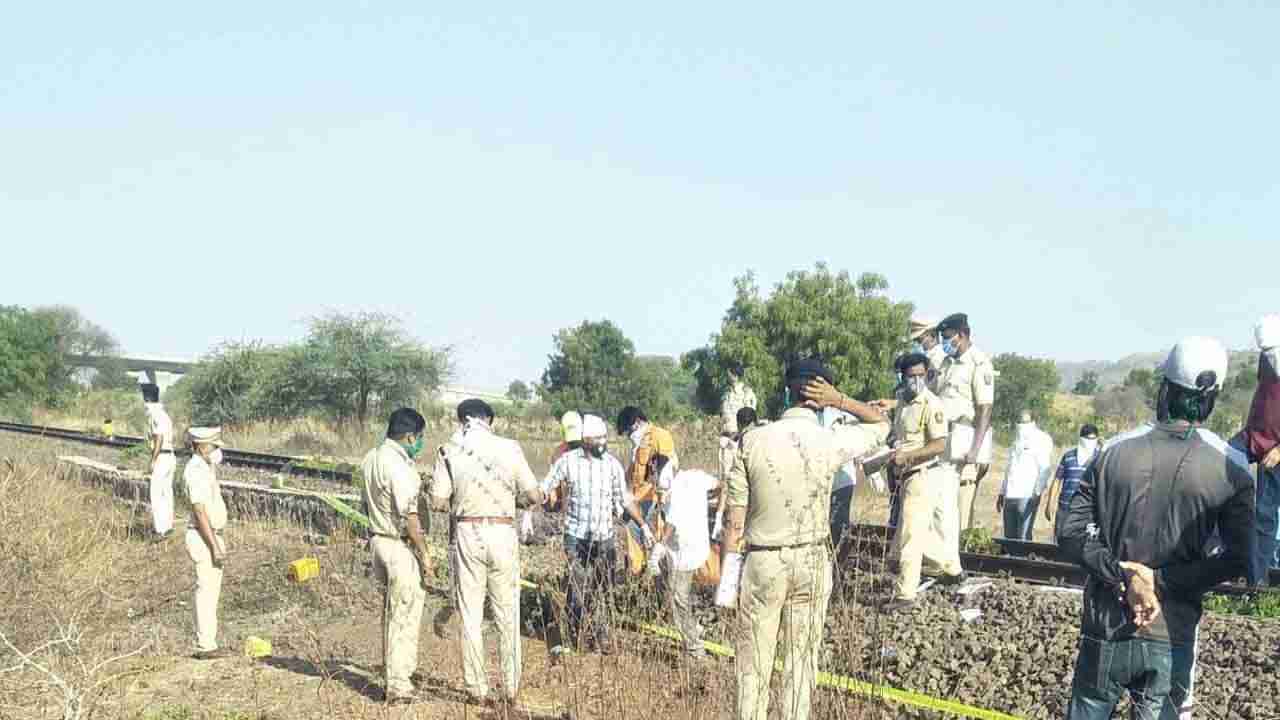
top-left (1059, 421), bottom-right (1253, 644)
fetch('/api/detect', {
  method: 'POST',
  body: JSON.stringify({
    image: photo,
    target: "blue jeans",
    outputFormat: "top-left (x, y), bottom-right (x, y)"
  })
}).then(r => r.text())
top-left (562, 534), bottom-right (616, 649)
top-left (1067, 635), bottom-right (1195, 720)
top-left (1253, 464), bottom-right (1280, 586)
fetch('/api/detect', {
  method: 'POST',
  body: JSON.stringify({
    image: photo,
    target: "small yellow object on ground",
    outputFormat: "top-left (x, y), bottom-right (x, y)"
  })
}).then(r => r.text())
top-left (243, 636), bottom-right (272, 658)
top-left (288, 557), bottom-right (320, 583)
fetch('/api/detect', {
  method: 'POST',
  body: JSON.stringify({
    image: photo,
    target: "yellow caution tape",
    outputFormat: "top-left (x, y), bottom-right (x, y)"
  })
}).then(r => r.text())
top-left (311, 506), bottom-right (1016, 718)
top-left (519, 579), bottom-right (1019, 719)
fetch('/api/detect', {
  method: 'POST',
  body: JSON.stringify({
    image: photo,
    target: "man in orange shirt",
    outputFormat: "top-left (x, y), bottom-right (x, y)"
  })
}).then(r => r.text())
top-left (617, 406), bottom-right (678, 554)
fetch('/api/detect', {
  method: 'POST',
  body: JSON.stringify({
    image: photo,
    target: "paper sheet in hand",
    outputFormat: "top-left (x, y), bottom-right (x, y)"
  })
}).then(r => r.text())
top-left (715, 553), bottom-right (745, 607)
top-left (947, 424), bottom-right (993, 464)
top-left (860, 447), bottom-right (896, 476)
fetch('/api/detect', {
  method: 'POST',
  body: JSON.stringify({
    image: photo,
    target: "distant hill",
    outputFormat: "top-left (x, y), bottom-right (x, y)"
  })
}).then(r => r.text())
top-left (1056, 349), bottom-right (1257, 392)
top-left (1056, 352), bottom-right (1163, 392)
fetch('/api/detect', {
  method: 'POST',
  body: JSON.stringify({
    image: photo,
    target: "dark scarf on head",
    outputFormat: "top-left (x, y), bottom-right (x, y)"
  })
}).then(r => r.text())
top-left (1245, 355), bottom-right (1280, 462)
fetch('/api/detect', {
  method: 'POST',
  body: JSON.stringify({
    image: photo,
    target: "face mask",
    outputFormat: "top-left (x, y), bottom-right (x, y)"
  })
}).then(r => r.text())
top-left (403, 436), bottom-right (424, 458)
top-left (942, 337), bottom-right (960, 357)
top-left (903, 376), bottom-right (927, 400)
top-left (1078, 438), bottom-right (1098, 455)
top-left (588, 442), bottom-right (607, 459)
top-left (783, 387), bottom-right (792, 408)
top-left (209, 448), bottom-right (224, 465)
top-left (911, 342), bottom-right (924, 355)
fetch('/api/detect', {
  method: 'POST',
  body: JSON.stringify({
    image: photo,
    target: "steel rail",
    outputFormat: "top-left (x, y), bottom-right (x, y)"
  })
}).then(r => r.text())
top-left (0, 420), bottom-right (354, 483)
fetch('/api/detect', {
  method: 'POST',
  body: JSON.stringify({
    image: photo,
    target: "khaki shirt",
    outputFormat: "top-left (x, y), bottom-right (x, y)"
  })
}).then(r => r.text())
top-left (184, 454), bottom-right (227, 530)
top-left (361, 439), bottom-right (421, 538)
top-left (893, 388), bottom-right (949, 454)
top-left (431, 425), bottom-right (538, 519)
top-left (721, 381), bottom-right (759, 434)
top-left (727, 407), bottom-right (888, 547)
top-left (937, 345), bottom-right (995, 424)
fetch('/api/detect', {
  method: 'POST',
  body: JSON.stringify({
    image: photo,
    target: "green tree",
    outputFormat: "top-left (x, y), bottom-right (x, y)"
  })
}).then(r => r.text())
top-left (291, 312), bottom-right (452, 427)
top-left (1072, 370), bottom-right (1100, 396)
top-left (0, 306), bottom-right (70, 406)
top-left (991, 354), bottom-right (1061, 430)
top-left (181, 313), bottom-right (451, 427)
top-left (685, 264), bottom-right (913, 417)
top-left (507, 380), bottom-right (532, 404)
top-left (538, 320), bottom-right (673, 423)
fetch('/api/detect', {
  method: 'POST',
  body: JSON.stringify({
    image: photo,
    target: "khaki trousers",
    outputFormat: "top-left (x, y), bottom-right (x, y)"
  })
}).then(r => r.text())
top-left (371, 536), bottom-right (426, 697)
top-left (150, 453), bottom-right (176, 535)
top-left (184, 529), bottom-right (226, 652)
top-left (893, 466), bottom-right (962, 600)
top-left (956, 463), bottom-right (980, 531)
top-left (735, 545), bottom-right (832, 720)
top-left (451, 523), bottom-right (521, 701)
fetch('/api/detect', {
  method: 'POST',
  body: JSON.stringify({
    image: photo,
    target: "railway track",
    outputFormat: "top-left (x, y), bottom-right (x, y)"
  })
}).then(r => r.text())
top-left (844, 523), bottom-right (1271, 597)
top-left (3, 420), bottom-right (1270, 597)
top-left (0, 420), bottom-right (355, 483)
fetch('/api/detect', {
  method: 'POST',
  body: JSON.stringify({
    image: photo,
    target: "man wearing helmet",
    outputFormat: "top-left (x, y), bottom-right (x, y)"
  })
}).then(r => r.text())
top-left (1059, 337), bottom-right (1253, 720)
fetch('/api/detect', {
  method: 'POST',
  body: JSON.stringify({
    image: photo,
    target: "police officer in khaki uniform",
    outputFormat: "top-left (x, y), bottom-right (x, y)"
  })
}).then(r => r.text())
top-left (884, 353), bottom-right (964, 612)
top-left (720, 362), bottom-right (759, 480)
top-left (361, 408), bottom-right (433, 705)
top-left (935, 313), bottom-right (995, 532)
top-left (184, 426), bottom-right (231, 660)
top-left (719, 359), bottom-right (889, 720)
top-left (431, 399), bottom-right (543, 706)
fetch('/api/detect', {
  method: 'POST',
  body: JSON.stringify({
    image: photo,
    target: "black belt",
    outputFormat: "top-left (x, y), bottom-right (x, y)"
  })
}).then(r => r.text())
top-left (746, 540), bottom-right (825, 552)
top-left (159, 450), bottom-right (174, 454)
top-left (373, 532), bottom-right (408, 541)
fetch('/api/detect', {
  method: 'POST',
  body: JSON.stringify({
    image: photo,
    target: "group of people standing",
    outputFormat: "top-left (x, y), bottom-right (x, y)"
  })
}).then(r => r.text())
top-left (131, 309), bottom-right (1280, 720)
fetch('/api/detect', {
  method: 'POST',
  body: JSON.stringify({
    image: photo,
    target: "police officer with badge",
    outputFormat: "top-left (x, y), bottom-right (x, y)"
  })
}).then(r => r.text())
top-left (935, 313), bottom-right (995, 532)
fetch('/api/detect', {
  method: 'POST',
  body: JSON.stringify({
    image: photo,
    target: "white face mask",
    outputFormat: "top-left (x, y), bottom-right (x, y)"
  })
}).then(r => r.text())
top-left (209, 448), bottom-right (224, 465)
top-left (1077, 438), bottom-right (1098, 457)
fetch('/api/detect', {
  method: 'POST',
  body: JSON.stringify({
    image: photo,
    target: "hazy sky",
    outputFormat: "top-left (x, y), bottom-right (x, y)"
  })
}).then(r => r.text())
top-left (5, 3), bottom-right (1278, 390)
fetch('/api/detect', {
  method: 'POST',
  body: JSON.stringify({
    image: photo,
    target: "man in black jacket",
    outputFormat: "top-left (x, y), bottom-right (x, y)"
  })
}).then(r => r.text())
top-left (1060, 336), bottom-right (1253, 720)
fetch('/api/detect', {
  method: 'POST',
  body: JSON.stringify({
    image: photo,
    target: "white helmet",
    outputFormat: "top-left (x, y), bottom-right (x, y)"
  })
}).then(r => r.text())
top-left (1255, 314), bottom-right (1280, 351)
top-left (1161, 336), bottom-right (1228, 392)
top-left (560, 411), bottom-right (583, 443)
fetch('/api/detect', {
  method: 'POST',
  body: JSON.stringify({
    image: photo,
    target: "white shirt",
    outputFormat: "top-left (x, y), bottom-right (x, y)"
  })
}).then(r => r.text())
top-left (146, 403), bottom-right (174, 451)
top-left (184, 454), bottom-right (227, 530)
top-left (821, 408), bottom-right (859, 492)
top-left (1002, 424), bottom-right (1054, 499)
top-left (663, 469), bottom-right (716, 571)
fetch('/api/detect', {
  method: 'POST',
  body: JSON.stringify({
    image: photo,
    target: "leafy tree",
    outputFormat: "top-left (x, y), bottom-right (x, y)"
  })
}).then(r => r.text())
top-left (538, 320), bottom-right (674, 423)
top-left (507, 380), bottom-right (532, 404)
top-left (1092, 385), bottom-right (1149, 426)
top-left (1072, 370), bottom-right (1100, 396)
top-left (0, 306), bottom-right (70, 405)
top-left (685, 264), bottom-right (913, 417)
top-left (290, 312), bottom-right (452, 427)
top-left (89, 357), bottom-right (138, 391)
top-left (31, 305), bottom-right (119, 357)
top-left (991, 354), bottom-right (1061, 430)
top-left (181, 313), bottom-right (450, 427)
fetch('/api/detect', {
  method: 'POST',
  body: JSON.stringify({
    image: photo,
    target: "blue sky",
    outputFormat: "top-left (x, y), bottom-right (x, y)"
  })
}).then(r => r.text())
top-left (4, 3), bottom-right (1278, 390)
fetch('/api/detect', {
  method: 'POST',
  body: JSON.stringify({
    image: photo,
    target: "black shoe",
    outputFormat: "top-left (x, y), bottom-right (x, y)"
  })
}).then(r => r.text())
top-left (882, 598), bottom-right (917, 613)
top-left (935, 571), bottom-right (967, 587)
top-left (192, 648), bottom-right (235, 660)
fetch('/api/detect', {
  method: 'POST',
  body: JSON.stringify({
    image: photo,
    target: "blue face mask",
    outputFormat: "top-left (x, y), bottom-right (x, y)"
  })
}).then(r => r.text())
top-left (942, 337), bottom-right (959, 357)
top-left (911, 342), bottom-right (925, 355)
top-left (783, 387), bottom-right (792, 408)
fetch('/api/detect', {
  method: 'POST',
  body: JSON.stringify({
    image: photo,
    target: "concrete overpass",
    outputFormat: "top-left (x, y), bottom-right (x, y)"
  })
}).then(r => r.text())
top-left (69, 354), bottom-right (505, 404)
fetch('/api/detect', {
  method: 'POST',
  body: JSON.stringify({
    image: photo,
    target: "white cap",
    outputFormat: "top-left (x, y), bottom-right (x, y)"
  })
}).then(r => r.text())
top-left (188, 426), bottom-right (225, 446)
top-left (560, 411), bottom-right (583, 443)
top-left (1161, 336), bottom-right (1229, 392)
top-left (581, 414), bottom-right (608, 439)
top-left (1255, 314), bottom-right (1280, 351)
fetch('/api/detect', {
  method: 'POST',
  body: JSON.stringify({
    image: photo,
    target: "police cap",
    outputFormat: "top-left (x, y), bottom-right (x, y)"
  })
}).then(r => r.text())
top-left (938, 313), bottom-right (970, 334)
top-left (785, 358), bottom-right (834, 385)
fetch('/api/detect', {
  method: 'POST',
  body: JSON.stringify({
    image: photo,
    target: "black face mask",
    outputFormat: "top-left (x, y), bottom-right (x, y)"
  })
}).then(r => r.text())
top-left (587, 443), bottom-right (607, 459)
